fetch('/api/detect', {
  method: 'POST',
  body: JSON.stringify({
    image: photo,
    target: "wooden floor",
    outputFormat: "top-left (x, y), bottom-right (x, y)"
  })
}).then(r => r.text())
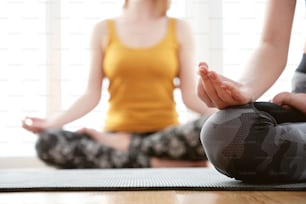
top-left (1, 191), bottom-right (306, 204)
top-left (1, 157), bottom-right (306, 204)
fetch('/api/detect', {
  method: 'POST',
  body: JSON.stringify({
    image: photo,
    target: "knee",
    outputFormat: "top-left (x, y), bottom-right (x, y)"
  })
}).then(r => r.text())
top-left (35, 129), bottom-right (65, 165)
top-left (200, 107), bottom-right (247, 177)
top-left (200, 103), bottom-right (275, 180)
top-left (36, 129), bottom-right (61, 151)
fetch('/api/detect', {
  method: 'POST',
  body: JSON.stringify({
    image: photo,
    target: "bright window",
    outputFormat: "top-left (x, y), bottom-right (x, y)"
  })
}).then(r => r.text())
top-left (0, 0), bottom-right (46, 157)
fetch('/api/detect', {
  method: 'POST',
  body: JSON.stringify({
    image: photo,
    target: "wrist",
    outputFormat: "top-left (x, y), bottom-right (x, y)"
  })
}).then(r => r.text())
top-left (45, 117), bottom-right (63, 129)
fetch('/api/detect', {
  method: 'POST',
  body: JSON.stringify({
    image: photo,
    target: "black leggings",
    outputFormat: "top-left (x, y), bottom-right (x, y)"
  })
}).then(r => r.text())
top-left (201, 55), bottom-right (306, 182)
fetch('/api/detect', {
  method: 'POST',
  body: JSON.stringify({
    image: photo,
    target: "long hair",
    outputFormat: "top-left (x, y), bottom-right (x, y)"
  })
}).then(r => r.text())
top-left (123, 0), bottom-right (170, 17)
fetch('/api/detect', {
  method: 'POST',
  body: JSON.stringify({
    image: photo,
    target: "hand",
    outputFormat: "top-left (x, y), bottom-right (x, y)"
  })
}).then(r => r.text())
top-left (197, 62), bottom-right (252, 109)
top-left (21, 117), bottom-right (51, 134)
top-left (272, 92), bottom-right (306, 114)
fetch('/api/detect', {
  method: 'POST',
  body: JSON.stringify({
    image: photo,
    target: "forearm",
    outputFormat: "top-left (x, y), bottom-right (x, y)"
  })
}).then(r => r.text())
top-left (239, 0), bottom-right (295, 100)
top-left (239, 43), bottom-right (288, 100)
top-left (47, 93), bottom-right (100, 128)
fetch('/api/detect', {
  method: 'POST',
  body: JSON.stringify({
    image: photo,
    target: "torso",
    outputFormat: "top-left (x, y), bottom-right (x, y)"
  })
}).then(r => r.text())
top-left (102, 17), bottom-right (180, 133)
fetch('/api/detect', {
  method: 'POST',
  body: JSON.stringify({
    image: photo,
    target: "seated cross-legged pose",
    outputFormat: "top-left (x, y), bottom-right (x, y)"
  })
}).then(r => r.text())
top-left (22, 0), bottom-right (216, 169)
top-left (198, 0), bottom-right (306, 182)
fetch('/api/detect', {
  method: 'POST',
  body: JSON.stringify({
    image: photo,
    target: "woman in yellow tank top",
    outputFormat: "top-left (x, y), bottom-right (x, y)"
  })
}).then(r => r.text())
top-left (22, 0), bottom-right (217, 168)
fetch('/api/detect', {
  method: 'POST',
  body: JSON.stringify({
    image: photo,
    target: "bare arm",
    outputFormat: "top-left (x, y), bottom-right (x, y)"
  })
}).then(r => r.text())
top-left (176, 19), bottom-right (217, 115)
top-left (239, 0), bottom-right (296, 99)
top-left (23, 21), bottom-right (107, 132)
top-left (46, 21), bottom-right (107, 127)
top-left (197, 0), bottom-right (297, 109)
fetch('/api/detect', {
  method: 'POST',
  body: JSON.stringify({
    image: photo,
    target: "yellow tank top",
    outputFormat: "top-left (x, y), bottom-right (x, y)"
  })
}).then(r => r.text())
top-left (103, 18), bottom-right (179, 133)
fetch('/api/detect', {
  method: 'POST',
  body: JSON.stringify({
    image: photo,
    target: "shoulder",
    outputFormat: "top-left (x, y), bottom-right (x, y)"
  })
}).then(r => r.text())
top-left (92, 17), bottom-right (121, 38)
top-left (91, 19), bottom-right (116, 49)
top-left (170, 18), bottom-right (194, 45)
top-left (173, 18), bottom-right (192, 33)
top-left (92, 19), bottom-right (109, 36)
top-left (169, 17), bottom-right (192, 33)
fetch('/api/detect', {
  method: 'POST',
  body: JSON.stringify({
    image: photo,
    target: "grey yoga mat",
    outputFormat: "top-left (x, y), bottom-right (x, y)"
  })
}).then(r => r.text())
top-left (1, 168), bottom-right (306, 192)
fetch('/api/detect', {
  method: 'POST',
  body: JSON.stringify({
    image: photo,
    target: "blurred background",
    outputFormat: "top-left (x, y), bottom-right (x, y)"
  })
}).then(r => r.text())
top-left (0, 0), bottom-right (305, 159)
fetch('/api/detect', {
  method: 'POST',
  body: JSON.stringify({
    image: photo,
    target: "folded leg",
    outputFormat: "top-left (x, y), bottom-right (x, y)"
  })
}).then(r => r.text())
top-left (36, 129), bottom-right (150, 168)
top-left (201, 102), bottom-right (306, 182)
top-left (129, 116), bottom-right (210, 161)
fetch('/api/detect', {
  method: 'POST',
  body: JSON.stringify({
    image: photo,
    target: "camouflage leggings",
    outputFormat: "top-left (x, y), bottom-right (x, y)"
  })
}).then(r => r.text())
top-left (201, 56), bottom-right (306, 182)
top-left (36, 116), bottom-right (209, 169)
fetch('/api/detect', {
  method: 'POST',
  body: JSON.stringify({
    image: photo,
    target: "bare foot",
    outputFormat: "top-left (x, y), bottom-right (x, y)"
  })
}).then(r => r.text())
top-left (77, 128), bottom-right (131, 152)
top-left (150, 157), bottom-right (209, 168)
